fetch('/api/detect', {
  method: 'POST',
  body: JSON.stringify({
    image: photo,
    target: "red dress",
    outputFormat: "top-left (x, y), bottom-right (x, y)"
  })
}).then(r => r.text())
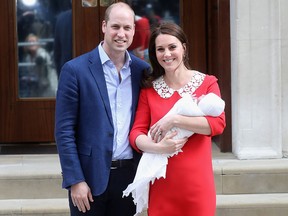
top-left (129, 71), bottom-right (226, 216)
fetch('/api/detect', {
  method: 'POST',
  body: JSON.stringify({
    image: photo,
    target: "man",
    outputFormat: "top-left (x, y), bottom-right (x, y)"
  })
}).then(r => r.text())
top-left (55, 2), bottom-right (150, 215)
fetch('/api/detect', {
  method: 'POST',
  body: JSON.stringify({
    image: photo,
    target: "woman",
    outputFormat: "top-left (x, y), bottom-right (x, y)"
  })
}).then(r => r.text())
top-left (129, 22), bottom-right (226, 216)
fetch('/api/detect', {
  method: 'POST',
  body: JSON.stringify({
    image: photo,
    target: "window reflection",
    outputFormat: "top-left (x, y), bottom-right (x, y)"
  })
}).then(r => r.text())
top-left (99, 0), bottom-right (114, 7)
top-left (17, 0), bottom-right (72, 98)
top-left (125, 0), bottom-right (179, 62)
top-left (82, 0), bottom-right (97, 7)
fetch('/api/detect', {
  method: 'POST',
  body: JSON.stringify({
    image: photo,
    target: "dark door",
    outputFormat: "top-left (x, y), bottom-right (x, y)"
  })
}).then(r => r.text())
top-left (0, 0), bottom-right (65, 142)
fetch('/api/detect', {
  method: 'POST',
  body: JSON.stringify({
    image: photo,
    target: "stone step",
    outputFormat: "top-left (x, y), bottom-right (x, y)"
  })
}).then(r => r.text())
top-left (0, 154), bottom-right (66, 199)
top-left (1, 155), bottom-right (288, 199)
top-left (213, 158), bottom-right (288, 195)
top-left (1, 194), bottom-right (288, 216)
top-left (0, 199), bottom-right (69, 216)
top-left (216, 193), bottom-right (288, 216)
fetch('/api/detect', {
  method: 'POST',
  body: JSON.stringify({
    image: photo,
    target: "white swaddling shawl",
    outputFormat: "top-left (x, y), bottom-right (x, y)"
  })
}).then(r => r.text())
top-left (123, 93), bottom-right (225, 215)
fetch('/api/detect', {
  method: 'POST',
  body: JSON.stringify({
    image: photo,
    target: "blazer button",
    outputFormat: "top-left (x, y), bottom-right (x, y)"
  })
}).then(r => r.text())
top-left (108, 132), bottom-right (113, 137)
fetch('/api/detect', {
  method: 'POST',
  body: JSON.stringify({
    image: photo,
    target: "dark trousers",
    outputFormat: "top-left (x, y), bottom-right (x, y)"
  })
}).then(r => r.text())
top-left (69, 166), bottom-right (136, 216)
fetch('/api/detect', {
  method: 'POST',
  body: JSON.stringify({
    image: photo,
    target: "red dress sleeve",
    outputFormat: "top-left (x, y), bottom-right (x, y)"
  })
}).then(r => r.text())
top-left (197, 75), bottom-right (226, 136)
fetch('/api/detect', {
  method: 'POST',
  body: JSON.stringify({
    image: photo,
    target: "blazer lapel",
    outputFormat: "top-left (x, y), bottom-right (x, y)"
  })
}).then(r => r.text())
top-left (88, 48), bottom-right (113, 127)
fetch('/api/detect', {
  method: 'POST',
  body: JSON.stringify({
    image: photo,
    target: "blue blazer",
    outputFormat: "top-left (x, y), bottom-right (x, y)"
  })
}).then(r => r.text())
top-left (55, 47), bottom-right (150, 196)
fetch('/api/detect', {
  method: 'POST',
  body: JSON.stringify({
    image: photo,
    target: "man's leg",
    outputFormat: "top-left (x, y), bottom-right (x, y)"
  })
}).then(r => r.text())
top-left (107, 166), bottom-right (136, 216)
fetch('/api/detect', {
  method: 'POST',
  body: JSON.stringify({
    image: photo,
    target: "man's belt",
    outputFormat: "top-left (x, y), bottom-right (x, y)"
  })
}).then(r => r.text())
top-left (111, 159), bottom-right (133, 169)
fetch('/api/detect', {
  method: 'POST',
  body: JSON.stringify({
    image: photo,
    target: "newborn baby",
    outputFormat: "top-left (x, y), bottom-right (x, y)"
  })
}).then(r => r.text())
top-left (123, 93), bottom-right (225, 215)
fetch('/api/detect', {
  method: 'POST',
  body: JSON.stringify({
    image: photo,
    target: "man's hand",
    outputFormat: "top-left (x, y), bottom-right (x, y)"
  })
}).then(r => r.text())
top-left (71, 181), bottom-right (94, 213)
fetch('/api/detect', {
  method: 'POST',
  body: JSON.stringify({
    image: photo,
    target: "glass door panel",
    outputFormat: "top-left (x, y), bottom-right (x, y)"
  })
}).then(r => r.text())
top-left (82, 0), bottom-right (97, 7)
top-left (125, 0), bottom-right (179, 62)
top-left (17, 0), bottom-right (72, 98)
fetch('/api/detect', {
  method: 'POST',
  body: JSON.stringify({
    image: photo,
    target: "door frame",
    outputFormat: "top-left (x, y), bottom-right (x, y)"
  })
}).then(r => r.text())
top-left (182, 0), bottom-right (231, 152)
top-left (0, 0), bottom-right (56, 143)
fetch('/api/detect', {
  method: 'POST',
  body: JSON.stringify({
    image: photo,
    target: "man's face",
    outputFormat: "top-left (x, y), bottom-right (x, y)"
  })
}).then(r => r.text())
top-left (102, 6), bottom-right (135, 55)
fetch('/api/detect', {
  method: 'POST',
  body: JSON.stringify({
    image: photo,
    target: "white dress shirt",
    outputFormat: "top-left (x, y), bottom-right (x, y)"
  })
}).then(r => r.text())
top-left (98, 43), bottom-right (133, 160)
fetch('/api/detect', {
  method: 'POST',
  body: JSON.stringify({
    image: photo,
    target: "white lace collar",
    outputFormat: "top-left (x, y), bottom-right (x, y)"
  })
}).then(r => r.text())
top-left (152, 70), bottom-right (206, 98)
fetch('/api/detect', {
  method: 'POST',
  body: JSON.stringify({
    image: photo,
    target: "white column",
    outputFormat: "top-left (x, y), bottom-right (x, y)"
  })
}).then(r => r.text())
top-left (230, 0), bottom-right (282, 159)
top-left (281, 0), bottom-right (288, 157)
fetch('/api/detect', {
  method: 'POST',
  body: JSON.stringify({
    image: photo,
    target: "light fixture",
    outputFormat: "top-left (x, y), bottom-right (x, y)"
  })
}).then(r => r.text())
top-left (22, 0), bottom-right (37, 7)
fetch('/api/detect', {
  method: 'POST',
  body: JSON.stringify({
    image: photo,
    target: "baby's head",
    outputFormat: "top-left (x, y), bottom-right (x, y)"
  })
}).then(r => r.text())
top-left (198, 93), bottom-right (225, 116)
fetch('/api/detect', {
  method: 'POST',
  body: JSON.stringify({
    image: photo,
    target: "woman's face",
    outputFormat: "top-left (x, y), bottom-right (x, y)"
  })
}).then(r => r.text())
top-left (155, 34), bottom-right (186, 73)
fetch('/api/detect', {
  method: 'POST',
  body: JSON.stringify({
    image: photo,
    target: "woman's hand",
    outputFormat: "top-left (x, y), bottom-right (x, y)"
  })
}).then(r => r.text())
top-left (156, 131), bottom-right (188, 154)
top-left (135, 131), bottom-right (188, 154)
top-left (150, 114), bottom-right (176, 141)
